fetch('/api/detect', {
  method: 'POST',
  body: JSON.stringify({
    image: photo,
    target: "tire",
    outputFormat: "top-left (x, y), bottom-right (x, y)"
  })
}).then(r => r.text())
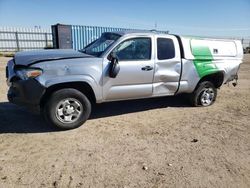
top-left (189, 81), bottom-right (217, 107)
top-left (43, 88), bottom-right (91, 130)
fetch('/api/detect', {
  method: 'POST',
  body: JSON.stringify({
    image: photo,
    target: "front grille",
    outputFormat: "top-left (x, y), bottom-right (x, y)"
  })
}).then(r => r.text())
top-left (6, 66), bottom-right (8, 78)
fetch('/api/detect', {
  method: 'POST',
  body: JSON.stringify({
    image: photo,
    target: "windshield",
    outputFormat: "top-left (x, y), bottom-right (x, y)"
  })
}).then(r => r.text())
top-left (80, 32), bottom-right (121, 57)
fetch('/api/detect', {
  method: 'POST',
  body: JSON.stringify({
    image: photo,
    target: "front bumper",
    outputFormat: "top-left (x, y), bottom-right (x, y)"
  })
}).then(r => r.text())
top-left (6, 59), bottom-right (46, 113)
top-left (7, 78), bottom-right (46, 113)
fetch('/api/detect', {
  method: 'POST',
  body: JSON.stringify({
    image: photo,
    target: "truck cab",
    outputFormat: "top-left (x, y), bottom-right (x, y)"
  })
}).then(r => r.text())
top-left (100, 32), bottom-right (182, 101)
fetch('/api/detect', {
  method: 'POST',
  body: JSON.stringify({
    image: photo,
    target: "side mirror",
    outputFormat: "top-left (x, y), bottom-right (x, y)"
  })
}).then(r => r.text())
top-left (107, 52), bottom-right (117, 61)
top-left (108, 53), bottom-right (120, 78)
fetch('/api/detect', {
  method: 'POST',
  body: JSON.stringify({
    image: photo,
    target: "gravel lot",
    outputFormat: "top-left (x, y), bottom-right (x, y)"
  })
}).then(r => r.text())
top-left (0, 55), bottom-right (249, 188)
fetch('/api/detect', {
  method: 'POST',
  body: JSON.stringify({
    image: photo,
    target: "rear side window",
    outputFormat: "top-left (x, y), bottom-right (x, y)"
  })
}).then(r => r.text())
top-left (157, 38), bottom-right (175, 60)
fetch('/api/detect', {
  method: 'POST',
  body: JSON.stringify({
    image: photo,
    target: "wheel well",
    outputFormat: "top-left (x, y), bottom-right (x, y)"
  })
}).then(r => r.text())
top-left (198, 72), bottom-right (224, 88)
top-left (40, 82), bottom-right (96, 107)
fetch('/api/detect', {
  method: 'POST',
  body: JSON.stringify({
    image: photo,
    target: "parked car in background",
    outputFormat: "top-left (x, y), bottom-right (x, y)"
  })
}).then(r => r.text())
top-left (245, 47), bottom-right (250, 54)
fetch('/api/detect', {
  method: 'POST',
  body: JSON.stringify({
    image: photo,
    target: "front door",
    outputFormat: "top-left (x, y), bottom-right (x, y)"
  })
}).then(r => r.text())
top-left (102, 37), bottom-right (154, 101)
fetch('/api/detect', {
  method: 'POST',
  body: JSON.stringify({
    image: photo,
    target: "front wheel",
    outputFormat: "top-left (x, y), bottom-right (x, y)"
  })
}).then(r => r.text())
top-left (43, 88), bottom-right (91, 130)
top-left (189, 81), bottom-right (217, 107)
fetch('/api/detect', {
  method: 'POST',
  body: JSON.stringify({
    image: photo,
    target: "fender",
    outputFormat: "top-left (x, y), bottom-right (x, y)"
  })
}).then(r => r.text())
top-left (196, 70), bottom-right (225, 90)
top-left (38, 74), bottom-right (102, 103)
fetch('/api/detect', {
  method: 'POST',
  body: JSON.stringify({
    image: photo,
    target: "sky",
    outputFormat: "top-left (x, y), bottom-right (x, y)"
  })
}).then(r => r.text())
top-left (0, 0), bottom-right (250, 37)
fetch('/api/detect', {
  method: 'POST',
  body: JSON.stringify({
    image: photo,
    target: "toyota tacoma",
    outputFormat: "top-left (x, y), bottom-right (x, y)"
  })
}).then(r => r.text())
top-left (6, 31), bottom-right (243, 129)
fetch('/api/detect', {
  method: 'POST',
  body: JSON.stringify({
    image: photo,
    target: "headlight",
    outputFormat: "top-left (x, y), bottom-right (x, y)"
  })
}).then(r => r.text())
top-left (16, 68), bottom-right (43, 80)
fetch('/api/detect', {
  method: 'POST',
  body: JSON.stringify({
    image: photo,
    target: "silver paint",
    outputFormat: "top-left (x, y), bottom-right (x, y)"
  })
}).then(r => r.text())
top-left (7, 31), bottom-right (243, 105)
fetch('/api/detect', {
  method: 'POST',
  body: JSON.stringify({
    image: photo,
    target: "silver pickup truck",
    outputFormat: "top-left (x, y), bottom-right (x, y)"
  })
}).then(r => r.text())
top-left (6, 31), bottom-right (243, 129)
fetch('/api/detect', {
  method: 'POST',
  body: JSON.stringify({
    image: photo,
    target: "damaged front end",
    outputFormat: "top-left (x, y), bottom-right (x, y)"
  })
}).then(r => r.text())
top-left (6, 59), bottom-right (45, 113)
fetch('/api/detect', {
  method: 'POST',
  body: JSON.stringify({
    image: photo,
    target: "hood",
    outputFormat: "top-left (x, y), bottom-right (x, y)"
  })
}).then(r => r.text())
top-left (14, 49), bottom-right (92, 66)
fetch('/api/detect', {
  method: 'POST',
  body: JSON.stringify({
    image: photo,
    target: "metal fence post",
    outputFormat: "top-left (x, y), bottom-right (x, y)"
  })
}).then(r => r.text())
top-left (15, 31), bottom-right (20, 51)
top-left (45, 32), bottom-right (48, 47)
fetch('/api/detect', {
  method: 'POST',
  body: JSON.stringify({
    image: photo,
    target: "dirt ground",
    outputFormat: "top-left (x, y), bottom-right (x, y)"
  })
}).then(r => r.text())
top-left (0, 55), bottom-right (249, 188)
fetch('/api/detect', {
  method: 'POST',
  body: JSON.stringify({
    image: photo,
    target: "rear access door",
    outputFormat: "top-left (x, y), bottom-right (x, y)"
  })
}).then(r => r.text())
top-left (152, 35), bottom-right (182, 96)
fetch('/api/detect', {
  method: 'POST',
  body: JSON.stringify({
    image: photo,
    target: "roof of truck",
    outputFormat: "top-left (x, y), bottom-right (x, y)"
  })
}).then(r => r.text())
top-left (109, 30), bottom-right (170, 36)
top-left (109, 30), bottom-right (241, 41)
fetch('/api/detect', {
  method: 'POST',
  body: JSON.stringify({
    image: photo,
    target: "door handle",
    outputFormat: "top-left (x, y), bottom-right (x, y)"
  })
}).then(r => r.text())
top-left (141, 66), bottom-right (153, 71)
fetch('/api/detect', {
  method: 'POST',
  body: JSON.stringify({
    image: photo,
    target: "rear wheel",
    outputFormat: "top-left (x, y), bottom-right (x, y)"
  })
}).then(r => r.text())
top-left (189, 81), bottom-right (217, 107)
top-left (43, 88), bottom-right (91, 130)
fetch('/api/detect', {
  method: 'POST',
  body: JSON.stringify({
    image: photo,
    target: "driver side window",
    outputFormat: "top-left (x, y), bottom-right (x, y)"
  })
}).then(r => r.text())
top-left (113, 38), bottom-right (151, 61)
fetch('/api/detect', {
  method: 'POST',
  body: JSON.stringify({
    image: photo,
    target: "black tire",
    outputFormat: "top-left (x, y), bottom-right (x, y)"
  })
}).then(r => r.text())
top-left (189, 81), bottom-right (217, 107)
top-left (43, 88), bottom-right (91, 130)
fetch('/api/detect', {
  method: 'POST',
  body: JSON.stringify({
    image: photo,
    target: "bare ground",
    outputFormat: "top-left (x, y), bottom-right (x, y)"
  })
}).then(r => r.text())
top-left (0, 55), bottom-right (249, 188)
